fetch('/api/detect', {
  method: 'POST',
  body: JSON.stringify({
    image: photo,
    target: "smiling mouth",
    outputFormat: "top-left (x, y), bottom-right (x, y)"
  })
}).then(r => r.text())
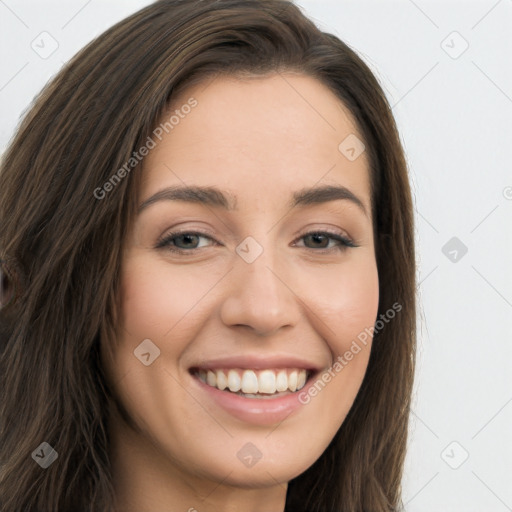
top-left (190, 368), bottom-right (311, 399)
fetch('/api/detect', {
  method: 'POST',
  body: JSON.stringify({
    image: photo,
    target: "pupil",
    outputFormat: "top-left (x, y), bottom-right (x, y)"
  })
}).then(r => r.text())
top-left (179, 234), bottom-right (197, 248)
top-left (310, 234), bottom-right (327, 248)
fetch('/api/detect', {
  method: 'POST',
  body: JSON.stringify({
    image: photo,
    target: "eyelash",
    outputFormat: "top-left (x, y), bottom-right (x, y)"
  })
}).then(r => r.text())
top-left (155, 229), bottom-right (358, 255)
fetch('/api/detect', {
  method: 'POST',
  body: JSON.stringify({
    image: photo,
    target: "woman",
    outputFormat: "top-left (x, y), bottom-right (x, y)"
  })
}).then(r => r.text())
top-left (0, 0), bottom-right (416, 510)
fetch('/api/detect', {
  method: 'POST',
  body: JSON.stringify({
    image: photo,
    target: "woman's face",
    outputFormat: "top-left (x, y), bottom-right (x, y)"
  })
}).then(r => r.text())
top-left (103, 73), bottom-right (379, 489)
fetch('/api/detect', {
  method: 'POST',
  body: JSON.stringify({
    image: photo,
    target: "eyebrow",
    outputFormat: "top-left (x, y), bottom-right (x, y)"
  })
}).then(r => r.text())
top-left (138, 184), bottom-right (368, 217)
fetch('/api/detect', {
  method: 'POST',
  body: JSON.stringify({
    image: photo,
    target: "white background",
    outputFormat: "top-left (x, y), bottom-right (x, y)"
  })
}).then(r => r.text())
top-left (1, 1), bottom-right (511, 510)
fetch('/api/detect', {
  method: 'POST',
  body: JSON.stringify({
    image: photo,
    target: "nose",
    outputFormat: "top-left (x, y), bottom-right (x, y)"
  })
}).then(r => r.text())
top-left (219, 246), bottom-right (301, 337)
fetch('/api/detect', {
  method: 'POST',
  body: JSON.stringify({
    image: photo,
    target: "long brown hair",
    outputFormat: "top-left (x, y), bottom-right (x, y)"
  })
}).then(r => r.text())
top-left (0, 1), bottom-right (416, 510)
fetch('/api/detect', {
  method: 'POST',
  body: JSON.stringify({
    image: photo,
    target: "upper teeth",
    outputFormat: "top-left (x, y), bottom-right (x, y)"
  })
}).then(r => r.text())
top-left (197, 369), bottom-right (308, 394)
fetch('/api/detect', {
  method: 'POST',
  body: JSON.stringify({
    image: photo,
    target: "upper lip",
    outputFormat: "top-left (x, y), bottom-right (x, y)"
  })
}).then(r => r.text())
top-left (189, 354), bottom-right (323, 372)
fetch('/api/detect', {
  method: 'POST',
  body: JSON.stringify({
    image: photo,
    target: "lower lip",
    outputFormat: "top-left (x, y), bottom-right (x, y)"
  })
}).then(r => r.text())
top-left (190, 372), bottom-right (313, 426)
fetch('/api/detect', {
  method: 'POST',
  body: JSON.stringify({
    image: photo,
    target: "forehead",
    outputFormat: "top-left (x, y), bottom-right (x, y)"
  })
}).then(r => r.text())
top-left (140, 73), bottom-right (371, 214)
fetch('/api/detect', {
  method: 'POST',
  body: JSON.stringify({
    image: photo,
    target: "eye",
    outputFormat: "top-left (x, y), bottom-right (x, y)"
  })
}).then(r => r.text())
top-left (294, 230), bottom-right (357, 252)
top-left (155, 229), bottom-right (358, 256)
top-left (155, 231), bottom-right (217, 254)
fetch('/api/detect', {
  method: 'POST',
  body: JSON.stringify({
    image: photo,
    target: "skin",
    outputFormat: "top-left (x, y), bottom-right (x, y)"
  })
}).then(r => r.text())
top-left (102, 73), bottom-right (379, 512)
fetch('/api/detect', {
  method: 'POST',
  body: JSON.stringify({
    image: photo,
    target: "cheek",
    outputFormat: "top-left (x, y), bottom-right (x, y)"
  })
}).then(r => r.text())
top-left (300, 257), bottom-right (380, 354)
top-left (294, 260), bottom-right (379, 430)
top-left (118, 255), bottom-right (220, 342)
top-left (119, 250), bottom-right (379, 367)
